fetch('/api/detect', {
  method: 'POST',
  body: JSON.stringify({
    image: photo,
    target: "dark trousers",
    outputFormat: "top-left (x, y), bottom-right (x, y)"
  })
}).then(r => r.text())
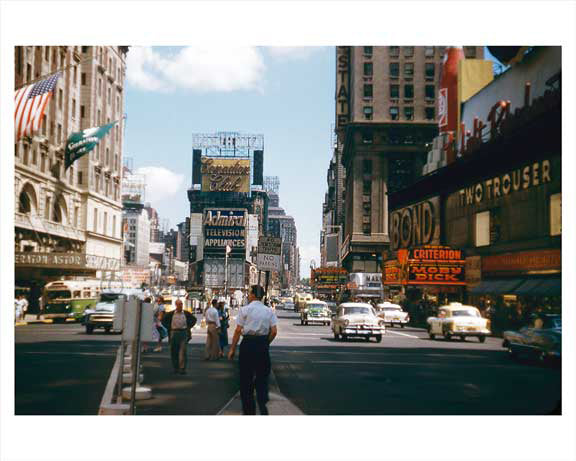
top-left (239, 336), bottom-right (271, 415)
top-left (169, 330), bottom-right (188, 371)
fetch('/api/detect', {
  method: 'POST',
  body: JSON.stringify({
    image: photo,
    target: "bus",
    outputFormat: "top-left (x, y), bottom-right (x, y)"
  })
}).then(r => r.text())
top-left (294, 292), bottom-right (313, 313)
top-left (42, 279), bottom-right (119, 322)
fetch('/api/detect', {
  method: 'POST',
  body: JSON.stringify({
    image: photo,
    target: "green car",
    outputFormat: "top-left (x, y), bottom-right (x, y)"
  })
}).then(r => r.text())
top-left (300, 300), bottom-right (331, 326)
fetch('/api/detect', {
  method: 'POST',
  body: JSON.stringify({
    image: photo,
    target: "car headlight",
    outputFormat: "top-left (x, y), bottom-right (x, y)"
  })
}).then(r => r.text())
top-left (378, 320), bottom-right (385, 326)
top-left (343, 319), bottom-right (349, 326)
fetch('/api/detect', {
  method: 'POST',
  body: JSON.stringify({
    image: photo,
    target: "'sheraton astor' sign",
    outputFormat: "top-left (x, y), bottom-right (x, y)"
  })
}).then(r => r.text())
top-left (15, 252), bottom-right (121, 271)
top-left (201, 157), bottom-right (250, 192)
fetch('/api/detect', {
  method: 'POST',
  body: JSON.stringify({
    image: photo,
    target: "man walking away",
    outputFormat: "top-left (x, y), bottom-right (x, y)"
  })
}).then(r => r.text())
top-left (162, 299), bottom-right (196, 375)
top-left (228, 285), bottom-right (277, 415)
top-left (204, 299), bottom-right (221, 360)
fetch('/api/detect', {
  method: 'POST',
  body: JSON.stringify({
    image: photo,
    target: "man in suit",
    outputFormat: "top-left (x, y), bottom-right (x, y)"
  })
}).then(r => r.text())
top-left (161, 299), bottom-right (196, 374)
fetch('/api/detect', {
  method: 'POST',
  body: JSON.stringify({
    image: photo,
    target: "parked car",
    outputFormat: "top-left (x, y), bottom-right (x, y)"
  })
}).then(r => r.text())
top-left (331, 302), bottom-right (385, 342)
top-left (427, 302), bottom-right (491, 342)
top-left (376, 302), bottom-right (410, 328)
top-left (300, 299), bottom-right (331, 326)
top-left (502, 314), bottom-right (561, 363)
top-left (84, 291), bottom-right (127, 334)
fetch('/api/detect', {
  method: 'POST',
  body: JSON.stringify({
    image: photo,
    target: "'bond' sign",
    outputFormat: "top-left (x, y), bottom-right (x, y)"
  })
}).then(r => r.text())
top-left (256, 236), bottom-right (282, 272)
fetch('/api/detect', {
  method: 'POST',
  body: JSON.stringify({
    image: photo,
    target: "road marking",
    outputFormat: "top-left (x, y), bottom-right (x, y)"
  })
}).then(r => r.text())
top-left (386, 331), bottom-right (420, 339)
top-left (20, 351), bottom-right (115, 357)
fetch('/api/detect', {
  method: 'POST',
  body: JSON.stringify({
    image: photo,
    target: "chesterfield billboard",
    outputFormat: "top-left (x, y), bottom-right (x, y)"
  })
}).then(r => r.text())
top-left (203, 209), bottom-right (247, 257)
top-left (201, 157), bottom-right (251, 192)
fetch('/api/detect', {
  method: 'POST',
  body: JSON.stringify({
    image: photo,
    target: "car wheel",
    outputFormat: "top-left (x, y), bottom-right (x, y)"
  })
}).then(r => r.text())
top-left (333, 331), bottom-right (340, 340)
top-left (305, 321), bottom-right (308, 326)
top-left (444, 330), bottom-right (452, 341)
top-left (300, 319), bottom-right (304, 325)
top-left (389, 323), bottom-right (394, 328)
top-left (502, 340), bottom-right (509, 348)
top-left (460, 336), bottom-right (466, 341)
top-left (341, 334), bottom-right (348, 341)
top-left (104, 326), bottom-right (112, 334)
top-left (86, 325), bottom-right (94, 334)
top-left (478, 336), bottom-right (486, 343)
top-left (375, 335), bottom-right (382, 343)
top-left (364, 336), bottom-right (370, 342)
top-left (428, 327), bottom-right (435, 340)
top-left (400, 324), bottom-right (405, 328)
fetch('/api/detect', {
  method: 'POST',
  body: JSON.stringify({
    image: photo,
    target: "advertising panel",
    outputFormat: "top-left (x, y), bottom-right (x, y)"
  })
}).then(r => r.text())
top-left (390, 196), bottom-right (441, 250)
top-left (201, 157), bottom-right (250, 193)
top-left (15, 252), bottom-right (121, 271)
top-left (407, 245), bottom-right (466, 285)
top-left (203, 209), bottom-right (247, 257)
top-left (311, 268), bottom-right (348, 290)
top-left (348, 273), bottom-right (382, 291)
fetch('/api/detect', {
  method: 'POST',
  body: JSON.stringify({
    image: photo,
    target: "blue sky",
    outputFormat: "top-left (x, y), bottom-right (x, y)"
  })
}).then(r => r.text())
top-left (124, 46), bottom-right (334, 277)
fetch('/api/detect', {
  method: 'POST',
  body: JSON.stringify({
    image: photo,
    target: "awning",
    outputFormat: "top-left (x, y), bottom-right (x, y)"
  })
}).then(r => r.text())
top-left (469, 279), bottom-right (525, 295)
top-left (516, 278), bottom-right (561, 296)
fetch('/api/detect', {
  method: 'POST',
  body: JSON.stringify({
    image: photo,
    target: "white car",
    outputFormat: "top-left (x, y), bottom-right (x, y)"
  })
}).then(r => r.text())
top-left (331, 302), bottom-right (385, 342)
top-left (376, 302), bottom-right (410, 328)
top-left (427, 302), bottom-right (491, 342)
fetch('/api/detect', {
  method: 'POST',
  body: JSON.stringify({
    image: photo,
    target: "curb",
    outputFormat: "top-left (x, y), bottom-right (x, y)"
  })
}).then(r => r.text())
top-left (15, 319), bottom-right (54, 326)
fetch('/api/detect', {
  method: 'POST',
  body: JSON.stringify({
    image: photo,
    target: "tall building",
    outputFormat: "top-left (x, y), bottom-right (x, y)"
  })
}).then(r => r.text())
top-left (15, 46), bottom-right (128, 312)
top-left (144, 203), bottom-right (161, 242)
top-left (122, 170), bottom-right (149, 267)
top-left (333, 46), bottom-right (483, 273)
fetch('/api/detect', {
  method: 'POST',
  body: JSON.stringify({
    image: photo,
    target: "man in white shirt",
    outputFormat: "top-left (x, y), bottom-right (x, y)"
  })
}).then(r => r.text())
top-left (228, 285), bottom-right (278, 415)
top-left (204, 299), bottom-right (221, 360)
top-left (161, 299), bottom-right (197, 374)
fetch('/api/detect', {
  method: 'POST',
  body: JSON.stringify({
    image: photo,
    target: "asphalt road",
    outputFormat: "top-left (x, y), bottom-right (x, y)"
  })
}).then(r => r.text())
top-left (270, 308), bottom-right (561, 415)
top-left (14, 310), bottom-right (561, 415)
top-left (15, 322), bottom-right (120, 415)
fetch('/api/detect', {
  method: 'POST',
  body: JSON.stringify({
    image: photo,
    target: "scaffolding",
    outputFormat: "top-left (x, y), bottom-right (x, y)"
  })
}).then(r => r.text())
top-left (191, 131), bottom-right (264, 158)
top-left (122, 172), bottom-right (146, 204)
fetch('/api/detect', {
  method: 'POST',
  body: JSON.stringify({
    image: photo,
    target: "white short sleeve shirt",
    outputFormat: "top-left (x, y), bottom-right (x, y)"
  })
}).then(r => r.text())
top-left (204, 306), bottom-right (221, 327)
top-left (237, 300), bottom-right (278, 336)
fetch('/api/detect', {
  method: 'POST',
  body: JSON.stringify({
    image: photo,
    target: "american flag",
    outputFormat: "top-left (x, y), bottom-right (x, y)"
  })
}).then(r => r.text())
top-left (14, 72), bottom-right (61, 141)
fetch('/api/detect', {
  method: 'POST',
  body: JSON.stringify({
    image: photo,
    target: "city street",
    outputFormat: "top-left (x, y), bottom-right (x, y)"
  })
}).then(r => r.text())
top-left (15, 311), bottom-right (561, 416)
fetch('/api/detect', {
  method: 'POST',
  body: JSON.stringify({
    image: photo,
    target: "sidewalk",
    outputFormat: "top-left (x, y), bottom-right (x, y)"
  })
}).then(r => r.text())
top-left (14, 314), bottom-right (54, 326)
top-left (137, 329), bottom-right (304, 415)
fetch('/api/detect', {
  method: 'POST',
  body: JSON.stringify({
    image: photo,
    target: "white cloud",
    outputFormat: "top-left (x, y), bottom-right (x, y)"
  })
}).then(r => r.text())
top-left (135, 166), bottom-right (185, 205)
top-left (265, 46), bottom-right (326, 61)
top-left (127, 46), bottom-right (266, 92)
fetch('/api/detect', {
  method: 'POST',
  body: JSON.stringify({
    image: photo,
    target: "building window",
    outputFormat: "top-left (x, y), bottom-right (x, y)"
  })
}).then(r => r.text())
top-left (363, 106), bottom-right (373, 120)
top-left (73, 66), bottom-right (77, 85)
top-left (361, 131), bottom-right (373, 144)
top-left (363, 62), bottom-right (373, 76)
top-left (475, 211), bottom-right (490, 247)
top-left (390, 84), bottom-right (399, 98)
top-left (404, 106), bottom-right (414, 120)
top-left (32, 149), bottom-right (37, 165)
top-left (404, 46), bottom-right (414, 57)
top-left (425, 46), bottom-right (435, 57)
top-left (104, 212), bottom-right (108, 235)
top-left (45, 196), bottom-right (51, 220)
top-left (58, 89), bottom-right (63, 110)
top-left (81, 72), bottom-right (86, 85)
top-left (81, 105), bottom-right (85, 119)
top-left (550, 193), bottom-right (561, 236)
top-left (98, 78), bottom-right (102, 96)
top-left (26, 63), bottom-right (32, 82)
top-left (106, 148), bottom-right (110, 165)
top-left (425, 107), bottom-right (435, 120)
top-left (425, 84), bottom-right (435, 99)
top-left (78, 171), bottom-right (83, 184)
top-left (389, 62), bottom-right (399, 79)
top-left (45, 47), bottom-right (50, 60)
top-left (425, 63), bottom-right (435, 80)
top-left (93, 208), bottom-right (98, 232)
top-left (107, 87), bottom-right (111, 104)
top-left (113, 216), bottom-right (117, 238)
top-left (57, 123), bottom-right (62, 144)
top-left (42, 115), bottom-right (47, 136)
top-left (363, 84), bottom-right (373, 98)
top-left (404, 84), bottom-right (414, 99)
top-left (22, 144), bottom-right (29, 165)
top-left (41, 153), bottom-right (46, 173)
top-left (74, 207), bottom-right (79, 227)
top-left (389, 46), bottom-right (399, 57)
top-left (82, 46), bottom-right (88, 53)
top-left (72, 98), bottom-right (76, 119)
top-left (390, 106), bottom-right (399, 120)
top-left (363, 46), bottom-right (373, 55)
top-left (404, 62), bottom-right (414, 78)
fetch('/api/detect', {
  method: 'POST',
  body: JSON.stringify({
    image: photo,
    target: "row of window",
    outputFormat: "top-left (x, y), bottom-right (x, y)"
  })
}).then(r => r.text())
top-left (362, 46), bottom-right (477, 59)
top-left (363, 106), bottom-right (435, 121)
top-left (363, 62), bottom-right (436, 84)
top-left (93, 207), bottom-right (118, 237)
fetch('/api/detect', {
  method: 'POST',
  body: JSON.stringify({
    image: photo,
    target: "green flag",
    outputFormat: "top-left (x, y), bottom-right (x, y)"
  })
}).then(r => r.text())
top-left (65, 121), bottom-right (117, 169)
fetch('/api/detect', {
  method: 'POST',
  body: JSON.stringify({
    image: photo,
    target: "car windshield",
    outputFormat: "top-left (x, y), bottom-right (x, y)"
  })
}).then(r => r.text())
top-left (47, 290), bottom-right (71, 301)
top-left (343, 306), bottom-right (371, 315)
top-left (308, 304), bottom-right (326, 310)
top-left (100, 293), bottom-right (126, 303)
top-left (382, 307), bottom-right (401, 311)
top-left (451, 309), bottom-right (480, 317)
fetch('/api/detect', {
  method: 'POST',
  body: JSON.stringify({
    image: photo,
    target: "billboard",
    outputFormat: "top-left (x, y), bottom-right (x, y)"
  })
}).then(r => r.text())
top-left (201, 157), bottom-right (250, 193)
top-left (203, 209), bottom-right (247, 257)
top-left (312, 268), bottom-right (348, 290)
top-left (256, 236), bottom-right (282, 272)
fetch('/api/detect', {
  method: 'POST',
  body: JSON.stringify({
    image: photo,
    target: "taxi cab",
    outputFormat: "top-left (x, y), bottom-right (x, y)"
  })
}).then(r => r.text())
top-left (427, 302), bottom-right (491, 342)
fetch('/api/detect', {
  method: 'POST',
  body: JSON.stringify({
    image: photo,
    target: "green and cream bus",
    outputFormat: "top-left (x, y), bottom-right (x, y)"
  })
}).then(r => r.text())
top-left (43, 280), bottom-right (111, 322)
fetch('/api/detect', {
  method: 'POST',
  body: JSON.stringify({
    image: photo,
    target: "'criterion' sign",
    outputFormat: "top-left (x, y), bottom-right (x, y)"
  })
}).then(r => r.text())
top-left (256, 236), bottom-right (282, 272)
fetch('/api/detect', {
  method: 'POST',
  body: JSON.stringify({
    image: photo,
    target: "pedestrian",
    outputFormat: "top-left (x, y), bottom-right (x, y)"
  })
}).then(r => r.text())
top-left (20, 295), bottom-right (29, 321)
top-left (37, 294), bottom-right (44, 320)
top-left (204, 299), bottom-right (221, 360)
top-left (15, 296), bottom-right (23, 324)
top-left (161, 299), bottom-right (197, 375)
top-left (217, 301), bottom-right (229, 358)
top-left (147, 297), bottom-right (167, 352)
top-left (228, 285), bottom-right (278, 415)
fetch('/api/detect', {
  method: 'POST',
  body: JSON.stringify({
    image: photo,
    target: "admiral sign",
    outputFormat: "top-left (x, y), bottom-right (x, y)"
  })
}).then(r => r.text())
top-left (201, 157), bottom-right (251, 193)
top-left (203, 209), bottom-right (247, 256)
